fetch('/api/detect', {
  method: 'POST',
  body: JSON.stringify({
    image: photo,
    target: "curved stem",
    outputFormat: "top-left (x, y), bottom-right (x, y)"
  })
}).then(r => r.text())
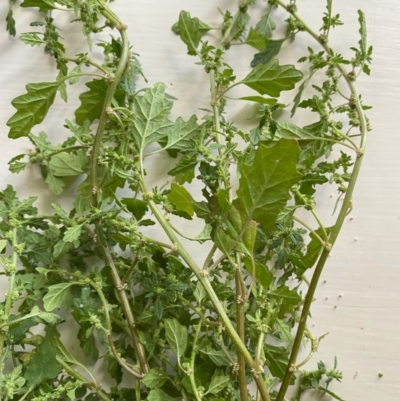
top-left (292, 216), bottom-right (325, 246)
top-left (189, 323), bottom-right (202, 401)
top-left (275, 3), bottom-right (368, 400)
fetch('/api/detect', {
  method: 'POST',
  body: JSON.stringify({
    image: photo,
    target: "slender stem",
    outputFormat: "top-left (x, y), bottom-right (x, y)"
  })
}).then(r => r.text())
top-left (144, 193), bottom-right (271, 401)
top-left (318, 387), bottom-right (347, 401)
top-left (66, 56), bottom-right (110, 75)
top-left (135, 378), bottom-right (141, 401)
top-left (0, 227), bottom-right (18, 401)
top-left (235, 254), bottom-right (248, 401)
top-left (275, 3), bottom-right (368, 400)
top-left (189, 323), bottom-right (202, 401)
top-left (203, 244), bottom-right (218, 270)
top-left (309, 209), bottom-right (329, 243)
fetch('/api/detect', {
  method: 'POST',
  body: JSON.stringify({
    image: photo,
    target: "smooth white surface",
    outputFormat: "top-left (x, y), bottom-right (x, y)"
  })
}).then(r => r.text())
top-left (1, 1), bottom-right (399, 400)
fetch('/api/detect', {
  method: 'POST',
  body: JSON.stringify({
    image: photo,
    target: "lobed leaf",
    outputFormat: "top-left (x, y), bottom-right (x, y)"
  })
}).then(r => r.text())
top-left (7, 82), bottom-right (59, 138)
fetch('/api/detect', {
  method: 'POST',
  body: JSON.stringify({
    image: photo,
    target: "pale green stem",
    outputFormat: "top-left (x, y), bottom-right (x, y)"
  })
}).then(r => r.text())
top-left (275, 2), bottom-right (368, 400)
top-left (189, 323), bottom-right (202, 401)
top-left (292, 216), bottom-right (325, 246)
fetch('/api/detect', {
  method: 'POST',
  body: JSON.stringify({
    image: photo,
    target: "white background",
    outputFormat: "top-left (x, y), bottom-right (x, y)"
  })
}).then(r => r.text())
top-left (0, 1), bottom-right (399, 400)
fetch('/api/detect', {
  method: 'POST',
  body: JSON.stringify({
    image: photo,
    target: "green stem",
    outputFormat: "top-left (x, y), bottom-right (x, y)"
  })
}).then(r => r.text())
top-left (317, 387), bottom-right (347, 401)
top-left (144, 194), bottom-right (271, 401)
top-left (0, 227), bottom-right (18, 401)
top-left (235, 254), bottom-right (248, 401)
top-left (275, 3), bottom-right (368, 400)
top-left (189, 323), bottom-right (202, 401)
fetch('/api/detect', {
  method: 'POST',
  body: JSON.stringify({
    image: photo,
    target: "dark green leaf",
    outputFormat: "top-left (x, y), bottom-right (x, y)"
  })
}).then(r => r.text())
top-left (265, 344), bottom-right (289, 380)
top-left (167, 183), bottom-right (195, 217)
top-left (6, 9), bottom-right (16, 37)
top-left (168, 153), bottom-right (198, 184)
top-left (164, 318), bottom-right (188, 361)
top-left (200, 348), bottom-right (236, 367)
top-left (121, 198), bottom-right (148, 220)
top-left (177, 11), bottom-right (204, 55)
top-left (75, 79), bottom-right (108, 124)
top-left (24, 341), bottom-right (62, 387)
top-left (244, 260), bottom-right (273, 290)
top-left (7, 82), bottom-right (59, 138)
top-left (242, 60), bottom-right (303, 97)
top-left (236, 140), bottom-right (302, 229)
top-left (251, 39), bottom-right (285, 67)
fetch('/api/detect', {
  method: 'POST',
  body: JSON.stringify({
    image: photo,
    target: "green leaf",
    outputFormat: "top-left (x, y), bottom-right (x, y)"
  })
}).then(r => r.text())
top-left (8, 154), bottom-right (27, 174)
top-left (75, 79), bottom-right (108, 124)
top-left (21, 305), bottom-right (63, 327)
top-left (239, 96), bottom-right (278, 105)
top-left (161, 115), bottom-right (201, 152)
top-left (43, 282), bottom-right (75, 311)
top-left (142, 368), bottom-right (169, 389)
top-left (49, 152), bottom-right (85, 176)
top-left (167, 183), bottom-right (195, 217)
top-left (265, 344), bottom-right (289, 380)
top-left (193, 281), bottom-right (207, 304)
top-left (172, 19), bottom-right (211, 36)
top-left (269, 285), bottom-right (302, 316)
top-left (200, 348), bottom-right (236, 367)
top-left (21, 0), bottom-right (57, 11)
top-left (357, 10), bottom-right (367, 57)
top-left (130, 83), bottom-right (174, 151)
top-left (242, 60), bottom-right (303, 97)
top-left (251, 39), bottom-right (285, 67)
top-left (177, 11), bottom-right (203, 55)
top-left (6, 9), bottom-right (16, 37)
top-left (168, 153), bottom-right (198, 184)
top-left (164, 318), bottom-right (188, 361)
top-left (19, 32), bottom-right (44, 47)
top-left (121, 198), bottom-right (148, 220)
top-left (63, 224), bottom-right (83, 244)
top-left (148, 389), bottom-right (177, 401)
top-left (24, 341), bottom-right (62, 387)
top-left (274, 121), bottom-right (317, 140)
top-left (255, 13), bottom-right (276, 39)
top-left (236, 140), bottom-right (302, 229)
top-left (7, 82), bottom-right (59, 138)
top-left (45, 170), bottom-right (65, 195)
top-left (276, 319), bottom-right (293, 343)
top-left (69, 65), bottom-right (82, 85)
top-left (291, 69), bottom-right (316, 116)
top-left (194, 224), bottom-right (212, 243)
top-left (215, 206), bottom-right (256, 256)
top-left (243, 260), bottom-right (273, 290)
top-left (245, 27), bottom-right (268, 51)
top-left (205, 375), bottom-right (230, 395)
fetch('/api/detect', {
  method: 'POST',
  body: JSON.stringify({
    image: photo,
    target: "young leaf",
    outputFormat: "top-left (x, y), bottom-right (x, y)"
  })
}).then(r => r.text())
top-left (239, 96), bottom-right (278, 106)
top-left (168, 153), bottom-right (198, 184)
top-left (265, 344), bottom-right (290, 380)
top-left (45, 170), bottom-right (65, 195)
top-left (7, 82), bottom-right (59, 138)
top-left (177, 11), bottom-right (203, 55)
top-left (205, 375), bottom-right (230, 395)
top-left (43, 282), bottom-right (75, 311)
top-left (75, 79), bottom-right (108, 124)
top-left (130, 83), bottom-right (174, 151)
top-left (357, 10), bottom-right (367, 57)
top-left (242, 60), bottom-right (303, 97)
top-left (235, 140), bottom-right (302, 229)
top-left (167, 183), bottom-right (195, 217)
top-left (291, 69), bottom-right (316, 116)
top-left (19, 33), bottom-right (45, 47)
top-left (251, 39), bottom-right (285, 67)
top-left (164, 318), bottom-right (188, 362)
top-left (24, 341), bottom-right (62, 387)
top-left (274, 121), bottom-right (317, 140)
top-left (255, 13), bottom-right (276, 39)
top-left (243, 260), bottom-right (274, 290)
